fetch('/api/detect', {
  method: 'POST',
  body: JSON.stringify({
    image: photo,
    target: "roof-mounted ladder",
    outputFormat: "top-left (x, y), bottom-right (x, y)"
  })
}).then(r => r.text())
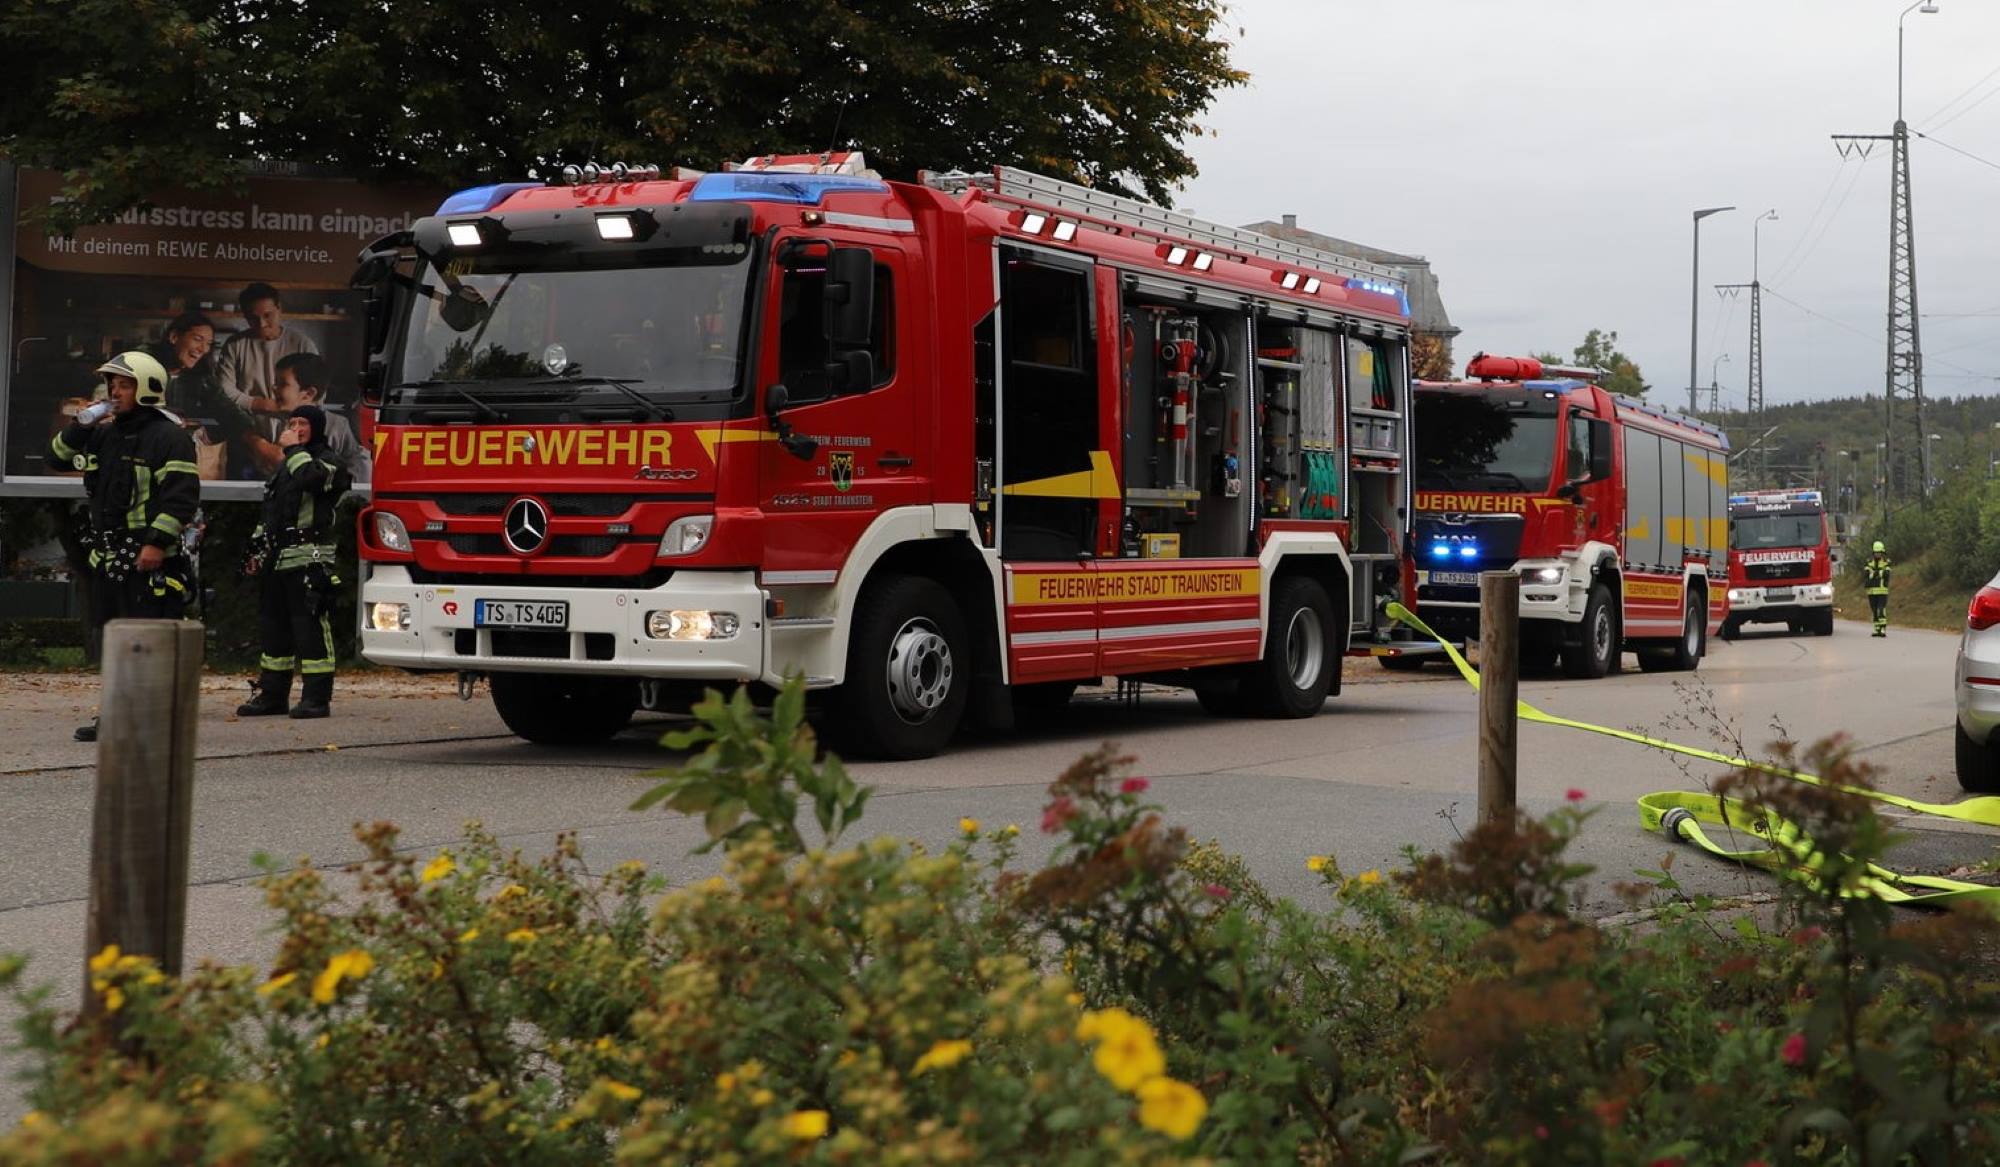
top-left (921, 165), bottom-right (1401, 285)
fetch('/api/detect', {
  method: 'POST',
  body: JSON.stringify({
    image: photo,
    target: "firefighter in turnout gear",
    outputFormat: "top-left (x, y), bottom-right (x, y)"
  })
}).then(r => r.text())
top-left (51, 351), bottom-right (199, 742)
top-left (1864, 540), bottom-right (1893, 637)
top-left (237, 404), bottom-right (348, 719)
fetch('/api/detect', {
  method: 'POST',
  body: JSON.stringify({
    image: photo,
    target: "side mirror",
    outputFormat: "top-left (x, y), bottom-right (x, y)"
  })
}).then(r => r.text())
top-left (763, 382), bottom-right (818, 461)
top-left (1587, 419), bottom-right (1614, 482)
top-left (825, 349), bottom-right (875, 393)
top-left (358, 357), bottom-right (388, 407)
top-left (823, 247), bottom-right (874, 348)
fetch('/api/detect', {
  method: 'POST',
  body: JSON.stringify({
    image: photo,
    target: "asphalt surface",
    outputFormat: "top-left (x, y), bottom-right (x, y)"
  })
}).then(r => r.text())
top-left (0, 616), bottom-right (1986, 1118)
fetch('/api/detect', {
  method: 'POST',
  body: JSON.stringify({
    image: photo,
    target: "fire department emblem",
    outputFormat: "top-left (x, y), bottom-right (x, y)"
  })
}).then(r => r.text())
top-left (829, 451), bottom-right (854, 493)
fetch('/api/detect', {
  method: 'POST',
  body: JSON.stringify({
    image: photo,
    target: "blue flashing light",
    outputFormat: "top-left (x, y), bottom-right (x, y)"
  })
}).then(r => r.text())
top-left (435, 183), bottom-right (542, 215)
top-left (1457, 545), bottom-right (1478, 559)
top-left (1431, 543), bottom-right (1452, 560)
top-left (689, 173), bottom-right (888, 206)
top-left (1344, 275), bottom-right (1412, 316)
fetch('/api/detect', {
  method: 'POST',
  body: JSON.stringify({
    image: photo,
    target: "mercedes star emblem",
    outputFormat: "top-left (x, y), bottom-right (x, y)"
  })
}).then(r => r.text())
top-left (503, 498), bottom-right (549, 555)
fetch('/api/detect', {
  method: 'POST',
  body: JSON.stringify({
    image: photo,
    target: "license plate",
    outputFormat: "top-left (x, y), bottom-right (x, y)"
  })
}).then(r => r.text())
top-left (1765, 589), bottom-right (1794, 602)
top-left (1429, 571), bottom-right (1479, 587)
top-left (474, 600), bottom-right (569, 629)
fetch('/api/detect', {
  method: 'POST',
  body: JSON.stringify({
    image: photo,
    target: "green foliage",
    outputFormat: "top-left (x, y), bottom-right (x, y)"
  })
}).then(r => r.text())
top-left (10, 681), bottom-right (2000, 1163)
top-left (2, 0), bottom-right (1247, 233)
top-left (1573, 329), bottom-right (1649, 398)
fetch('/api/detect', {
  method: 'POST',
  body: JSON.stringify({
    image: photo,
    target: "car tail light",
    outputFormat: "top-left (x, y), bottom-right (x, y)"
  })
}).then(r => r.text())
top-left (1970, 587), bottom-right (2000, 631)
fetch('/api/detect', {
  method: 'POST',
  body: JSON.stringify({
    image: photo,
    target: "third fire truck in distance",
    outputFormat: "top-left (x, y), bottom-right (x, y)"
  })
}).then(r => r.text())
top-left (1722, 488), bottom-right (1835, 638)
top-left (1401, 354), bottom-right (1730, 678)
top-left (350, 154), bottom-right (1421, 757)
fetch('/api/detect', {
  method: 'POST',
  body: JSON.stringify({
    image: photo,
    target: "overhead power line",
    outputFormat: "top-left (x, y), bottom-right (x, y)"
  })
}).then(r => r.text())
top-left (1912, 130), bottom-right (2000, 173)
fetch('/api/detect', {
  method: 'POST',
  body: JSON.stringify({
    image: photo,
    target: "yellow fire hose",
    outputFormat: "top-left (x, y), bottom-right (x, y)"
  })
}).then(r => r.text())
top-left (1385, 602), bottom-right (2000, 908)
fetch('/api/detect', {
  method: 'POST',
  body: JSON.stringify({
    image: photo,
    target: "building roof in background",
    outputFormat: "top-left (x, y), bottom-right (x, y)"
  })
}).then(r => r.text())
top-left (1243, 216), bottom-right (1458, 338)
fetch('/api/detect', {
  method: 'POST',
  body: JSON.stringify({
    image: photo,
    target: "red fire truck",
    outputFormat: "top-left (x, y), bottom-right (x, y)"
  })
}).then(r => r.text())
top-left (351, 154), bottom-right (1420, 756)
top-left (1721, 488), bottom-right (1835, 638)
top-left (1401, 354), bottom-right (1730, 677)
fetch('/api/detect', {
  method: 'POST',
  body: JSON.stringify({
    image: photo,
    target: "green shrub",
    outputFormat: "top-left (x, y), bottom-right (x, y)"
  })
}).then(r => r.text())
top-left (8, 683), bottom-right (2000, 1164)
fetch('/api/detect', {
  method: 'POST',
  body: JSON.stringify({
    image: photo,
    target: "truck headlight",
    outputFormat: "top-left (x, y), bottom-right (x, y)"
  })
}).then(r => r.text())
top-left (658, 515), bottom-right (713, 557)
top-left (372, 511), bottom-right (412, 553)
top-left (1520, 566), bottom-right (1565, 584)
top-left (368, 602), bottom-right (412, 632)
top-left (1727, 589), bottom-right (1746, 603)
top-left (646, 610), bottom-right (739, 640)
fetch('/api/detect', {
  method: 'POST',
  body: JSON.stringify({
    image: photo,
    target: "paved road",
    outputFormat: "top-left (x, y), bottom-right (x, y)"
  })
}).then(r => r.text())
top-left (0, 618), bottom-right (1981, 1115)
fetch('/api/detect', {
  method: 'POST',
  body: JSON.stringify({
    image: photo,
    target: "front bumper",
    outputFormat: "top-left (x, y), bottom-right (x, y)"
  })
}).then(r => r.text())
top-left (1727, 583), bottom-right (1833, 623)
top-left (1416, 559), bottom-right (1583, 637)
top-left (360, 565), bottom-right (766, 680)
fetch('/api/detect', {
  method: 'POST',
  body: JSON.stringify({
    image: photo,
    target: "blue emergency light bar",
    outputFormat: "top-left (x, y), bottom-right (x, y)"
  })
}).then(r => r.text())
top-left (1729, 489), bottom-right (1823, 506)
top-left (689, 173), bottom-right (888, 205)
top-left (436, 183), bottom-right (542, 215)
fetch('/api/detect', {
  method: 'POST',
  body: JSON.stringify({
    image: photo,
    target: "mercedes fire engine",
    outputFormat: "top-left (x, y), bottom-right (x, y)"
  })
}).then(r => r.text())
top-left (1401, 354), bottom-right (1730, 678)
top-left (1722, 488), bottom-right (1835, 638)
top-left (351, 154), bottom-right (1420, 757)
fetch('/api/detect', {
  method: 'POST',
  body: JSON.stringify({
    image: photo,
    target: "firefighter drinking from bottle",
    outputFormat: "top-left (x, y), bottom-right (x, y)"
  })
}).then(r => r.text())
top-left (237, 404), bottom-right (349, 719)
top-left (1864, 540), bottom-right (1893, 637)
top-left (50, 351), bottom-right (200, 742)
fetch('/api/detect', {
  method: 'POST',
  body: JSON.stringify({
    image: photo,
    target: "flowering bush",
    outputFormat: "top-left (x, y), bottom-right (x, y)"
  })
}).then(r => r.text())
top-left (7, 684), bottom-right (2000, 1165)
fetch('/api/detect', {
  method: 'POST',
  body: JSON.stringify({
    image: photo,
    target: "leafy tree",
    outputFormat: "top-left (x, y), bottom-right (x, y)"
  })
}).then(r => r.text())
top-left (1569, 329), bottom-right (1649, 398)
top-left (1, 0), bottom-right (1246, 233)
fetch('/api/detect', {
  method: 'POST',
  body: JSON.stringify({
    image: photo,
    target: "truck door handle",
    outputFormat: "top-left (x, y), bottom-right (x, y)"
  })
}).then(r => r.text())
top-left (880, 455), bottom-right (914, 468)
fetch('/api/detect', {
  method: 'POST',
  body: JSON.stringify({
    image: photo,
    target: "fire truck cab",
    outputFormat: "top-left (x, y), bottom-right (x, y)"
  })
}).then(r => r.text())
top-left (352, 154), bottom-right (1418, 757)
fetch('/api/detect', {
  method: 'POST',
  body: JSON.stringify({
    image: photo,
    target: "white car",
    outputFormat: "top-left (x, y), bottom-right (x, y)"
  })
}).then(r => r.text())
top-left (1955, 572), bottom-right (2000, 792)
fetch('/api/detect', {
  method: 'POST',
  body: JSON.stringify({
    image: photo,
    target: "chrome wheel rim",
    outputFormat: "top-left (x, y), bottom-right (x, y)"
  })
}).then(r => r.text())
top-left (1592, 605), bottom-right (1613, 664)
top-left (886, 617), bottom-right (953, 724)
top-left (1684, 604), bottom-right (1700, 657)
top-left (1283, 605), bottom-right (1325, 691)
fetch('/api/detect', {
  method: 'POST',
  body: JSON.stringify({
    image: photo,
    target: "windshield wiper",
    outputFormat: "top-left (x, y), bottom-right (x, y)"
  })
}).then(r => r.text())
top-left (530, 376), bottom-right (673, 422)
top-left (398, 379), bottom-right (507, 422)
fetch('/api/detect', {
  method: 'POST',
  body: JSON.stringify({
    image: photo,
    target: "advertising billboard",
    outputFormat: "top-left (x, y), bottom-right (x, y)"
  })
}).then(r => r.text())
top-left (2, 166), bottom-right (448, 497)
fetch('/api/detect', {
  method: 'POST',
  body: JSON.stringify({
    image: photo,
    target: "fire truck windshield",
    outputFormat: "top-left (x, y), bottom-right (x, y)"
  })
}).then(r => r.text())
top-left (391, 249), bottom-right (753, 411)
top-left (1412, 391), bottom-right (1559, 492)
top-left (1731, 514), bottom-right (1822, 550)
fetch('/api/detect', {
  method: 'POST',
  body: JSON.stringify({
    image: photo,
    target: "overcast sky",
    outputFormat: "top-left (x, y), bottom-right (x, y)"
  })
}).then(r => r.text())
top-left (1179, 0), bottom-right (2000, 410)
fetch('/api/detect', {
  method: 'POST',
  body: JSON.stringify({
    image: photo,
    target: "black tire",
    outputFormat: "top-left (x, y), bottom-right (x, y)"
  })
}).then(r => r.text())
top-left (1719, 616), bottom-right (1740, 642)
top-left (827, 576), bottom-right (969, 760)
top-left (1956, 722), bottom-right (2000, 794)
top-left (1660, 591), bottom-right (1704, 671)
top-left (1815, 610), bottom-right (1836, 636)
top-left (1239, 575), bottom-right (1337, 718)
top-left (1013, 680), bottom-right (1079, 713)
top-left (490, 672), bottom-right (637, 745)
top-left (1377, 653), bottom-right (1427, 672)
top-left (1561, 583), bottom-right (1619, 679)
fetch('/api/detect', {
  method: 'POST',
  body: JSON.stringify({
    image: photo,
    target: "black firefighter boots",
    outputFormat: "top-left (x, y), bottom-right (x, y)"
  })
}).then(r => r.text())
top-left (289, 673), bottom-right (333, 720)
top-left (236, 670), bottom-right (292, 717)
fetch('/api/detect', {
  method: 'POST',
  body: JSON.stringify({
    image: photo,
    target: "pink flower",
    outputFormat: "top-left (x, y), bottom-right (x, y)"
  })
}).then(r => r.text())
top-left (1204, 883), bottom-right (1230, 900)
top-left (1790, 926), bottom-right (1825, 946)
top-left (1121, 777), bottom-right (1151, 795)
top-left (1780, 1033), bottom-right (1807, 1067)
top-left (1534, 1125), bottom-right (1549, 1140)
top-left (1565, 788), bottom-right (1587, 803)
top-left (1041, 796), bottom-right (1078, 834)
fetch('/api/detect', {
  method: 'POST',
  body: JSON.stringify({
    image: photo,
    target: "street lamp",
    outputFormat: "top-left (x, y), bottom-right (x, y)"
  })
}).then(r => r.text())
top-left (1710, 353), bottom-right (1730, 412)
top-left (1899, 2), bottom-right (1941, 123)
top-left (1690, 206), bottom-right (1735, 416)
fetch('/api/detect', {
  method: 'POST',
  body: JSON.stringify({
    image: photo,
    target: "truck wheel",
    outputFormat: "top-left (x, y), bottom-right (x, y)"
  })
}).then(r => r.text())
top-left (1956, 722), bottom-right (2000, 794)
top-left (1561, 584), bottom-right (1618, 680)
top-left (1815, 610), bottom-right (1836, 636)
top-left (1719, 616), bottom-right (1740, 642)
top-left (1239, 575), bottom-right (1336, 718)
top-left (490, 672), bottom-right (637, 745)
top-left (828, 576), bottom-right (969, 759)
top-left (1640, 593), bottom-right (1704, 673)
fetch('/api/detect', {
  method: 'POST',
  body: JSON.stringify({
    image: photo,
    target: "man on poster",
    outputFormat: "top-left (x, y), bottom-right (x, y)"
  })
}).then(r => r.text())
top-left (215, 282), bottom-right (318, 471)
top-left (273, 352), bottom-right (370, 481)
top-left (49, 351), bottom-right (199, 741)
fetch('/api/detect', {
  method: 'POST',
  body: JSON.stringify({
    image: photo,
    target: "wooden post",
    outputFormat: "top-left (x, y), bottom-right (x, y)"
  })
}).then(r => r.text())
top-left (1477, 572), bottom-right (1519, 825)
top-left (85, 619), bottom-right (201, 1012)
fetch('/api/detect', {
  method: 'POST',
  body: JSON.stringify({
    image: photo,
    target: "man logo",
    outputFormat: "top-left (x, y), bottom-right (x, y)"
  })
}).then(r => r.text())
top-left (829, 451), bottom-right (854, 494)
top-left (503, 497), bottom-right (549, 555)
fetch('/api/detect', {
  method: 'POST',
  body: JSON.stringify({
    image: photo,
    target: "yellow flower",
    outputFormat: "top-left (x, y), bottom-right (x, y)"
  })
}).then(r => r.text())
top-left (593, 1035), bottom-right (617, 1053)
top-left (716, 1071), bottom-right (738, 1094)
top-left (458, 928), bottom-right (480, 944)
top-left (17, 1111), bottom-right (45, 1128)
top-left (1306, 855), bottom-right (1331, 873)
top-left (1078, 1008), bottom-right (1165, 1091)
top-left (1355, 869), bottom-right (1383, 887)
top-left (1066, 992), bottom-right (1085, 1007)
top-left (310, 949), bottom-right (375, 1005)
top-left (494, 883), bottom-right (527, 900)
top-left (959, 817), bottom-right (981, 836)
top-left (419, 851), bottom-right (455, 884)
top-left (751, 1088), bottom-right (775, 1107)
top-left (102, 986), bottom-right (126, 1013)
top-left (256, 972), bottom-right (298, 997)
top-left (314, 1033), bottom-right (330, 1050)
top-left (1001, 823), bottom-right (1021, 838)
top-left (88, 945), bottom-right (123, 974)
top-left (1136, 1077), bottom-right (1208, 1140)
top-left (506, 928), bottom-right (537, 944)
top-left (781, 1110), bottom-right (830, 1140)
top-left (912, 1038), bottom-right (973, 1074)
top-left (599, 1079), bottom-right (642, 1103)
top-left (429, 960), bottom-right (445, 981)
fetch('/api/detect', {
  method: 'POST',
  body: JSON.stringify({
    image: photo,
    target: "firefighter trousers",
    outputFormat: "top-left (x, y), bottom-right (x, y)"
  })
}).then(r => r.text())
top-left (91, 560), bottom-right (189, 626)
top-left (1869, 592), bottom-right (1889, 633)
top-left (258, 567), bottom-right (337, 683)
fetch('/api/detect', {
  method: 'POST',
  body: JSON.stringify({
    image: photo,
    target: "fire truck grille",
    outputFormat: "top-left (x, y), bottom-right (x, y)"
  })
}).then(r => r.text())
top-left (459, 629), bottom-right (616, 661)
top-left (1744, 561), bottom-right (1812, 581)
top-left (443, 534), bottom-right (628, 558)
top-left (431, 493), bottom-right (635, 517)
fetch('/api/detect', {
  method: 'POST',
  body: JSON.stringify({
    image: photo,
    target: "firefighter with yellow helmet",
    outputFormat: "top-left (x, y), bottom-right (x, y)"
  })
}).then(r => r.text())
top-left (51, 351), bottom-right (201, 741)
